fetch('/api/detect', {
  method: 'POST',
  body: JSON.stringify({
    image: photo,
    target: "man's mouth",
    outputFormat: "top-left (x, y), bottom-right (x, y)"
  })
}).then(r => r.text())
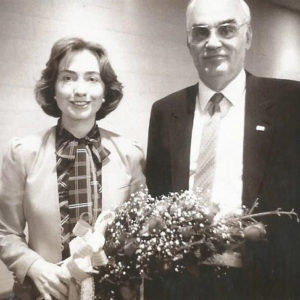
top-left (204, 54), bottom-right (226, 60)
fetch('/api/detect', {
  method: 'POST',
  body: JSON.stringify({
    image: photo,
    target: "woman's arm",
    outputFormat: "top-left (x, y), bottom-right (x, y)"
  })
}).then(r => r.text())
top-left (0, 137), bottom-right (72, 299)
top-left (128, 141), bottom-right (146, 194)
top-left (0, 138), bottom-right (41, 282)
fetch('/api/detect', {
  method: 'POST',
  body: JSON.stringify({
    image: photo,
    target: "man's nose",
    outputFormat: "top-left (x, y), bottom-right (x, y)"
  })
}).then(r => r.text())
top-left (205, 30), bottom-right (222, 49)
top-left (73, 79), bottom-right (87, 97)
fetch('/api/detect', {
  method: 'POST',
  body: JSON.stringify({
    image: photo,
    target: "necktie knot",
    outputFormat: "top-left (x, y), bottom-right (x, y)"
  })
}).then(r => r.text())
top-left (207, 93), bottom-right (223, 116)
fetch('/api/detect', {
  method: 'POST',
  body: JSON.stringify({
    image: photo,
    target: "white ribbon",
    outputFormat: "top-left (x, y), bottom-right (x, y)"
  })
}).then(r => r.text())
top-left (61, 210), bottom-right (115, 300)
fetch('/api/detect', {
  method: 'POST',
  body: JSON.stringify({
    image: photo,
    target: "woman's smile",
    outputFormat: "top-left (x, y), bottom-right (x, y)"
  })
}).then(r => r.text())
top-left (70, 100), bottom-right (91, 108)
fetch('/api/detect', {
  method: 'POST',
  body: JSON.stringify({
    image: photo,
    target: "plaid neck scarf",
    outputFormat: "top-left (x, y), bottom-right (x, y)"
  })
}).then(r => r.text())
top-left (55, 120), bottom-right (110, 258)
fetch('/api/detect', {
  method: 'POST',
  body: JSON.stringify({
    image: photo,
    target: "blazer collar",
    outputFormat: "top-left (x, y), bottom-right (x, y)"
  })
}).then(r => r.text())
top-left (169, 84), bottom-right (198, 191)
top-left (242, 72), bottom-right (277, 208)
top-left (171, 84), bottom-right (198, 117)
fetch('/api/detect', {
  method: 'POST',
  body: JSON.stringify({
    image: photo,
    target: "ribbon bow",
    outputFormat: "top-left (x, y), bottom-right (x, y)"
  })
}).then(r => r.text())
top-left (61, 211), bottom-right (115, 300)
top-left (56, 137), bottom-right (110, 165)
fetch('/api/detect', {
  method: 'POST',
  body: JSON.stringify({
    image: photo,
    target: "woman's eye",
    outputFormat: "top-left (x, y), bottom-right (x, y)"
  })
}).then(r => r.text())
top-left (88, 76), bottom-right (99, 82)
top-left (62, 75), bottom-right (73, 82)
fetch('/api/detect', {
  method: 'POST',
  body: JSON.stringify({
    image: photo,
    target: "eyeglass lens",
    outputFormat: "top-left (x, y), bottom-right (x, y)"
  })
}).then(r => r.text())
top-left (191, 24), bottom-right (239, 43)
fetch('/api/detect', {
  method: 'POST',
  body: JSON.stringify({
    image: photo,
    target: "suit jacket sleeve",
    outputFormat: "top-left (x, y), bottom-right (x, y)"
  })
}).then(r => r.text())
top-left (146, 102), bottom-right (172, 197)
top-left (0, 138), bottom-right (41, 283)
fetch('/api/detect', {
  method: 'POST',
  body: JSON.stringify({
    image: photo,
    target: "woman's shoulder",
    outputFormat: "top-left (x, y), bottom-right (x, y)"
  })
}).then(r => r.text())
top-left (3, 127), bottom-right (55, 161)
top-left (99, 127), bottom-right (145, 160)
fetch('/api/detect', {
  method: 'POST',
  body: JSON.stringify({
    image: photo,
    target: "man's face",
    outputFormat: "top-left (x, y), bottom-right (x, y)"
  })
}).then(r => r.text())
top-left (187, 0), bottom-right (252, 89)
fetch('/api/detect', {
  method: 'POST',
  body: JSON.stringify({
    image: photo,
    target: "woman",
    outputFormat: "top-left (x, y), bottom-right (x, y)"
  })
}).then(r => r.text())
top-left (0, 37), bottom-right (145, 300)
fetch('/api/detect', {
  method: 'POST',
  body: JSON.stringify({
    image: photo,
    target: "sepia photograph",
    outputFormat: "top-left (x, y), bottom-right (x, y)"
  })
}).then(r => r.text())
top-left (0, 0), bottom-right (300, 299)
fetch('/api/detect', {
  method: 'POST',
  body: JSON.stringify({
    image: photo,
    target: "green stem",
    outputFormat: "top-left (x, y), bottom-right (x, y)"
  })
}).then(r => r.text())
top-left (235, 210), bottom-right (298, 222)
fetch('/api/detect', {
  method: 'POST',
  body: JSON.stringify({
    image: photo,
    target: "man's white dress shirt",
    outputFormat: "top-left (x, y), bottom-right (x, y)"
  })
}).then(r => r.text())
top-left (189, 70), bottom-right (246, 216)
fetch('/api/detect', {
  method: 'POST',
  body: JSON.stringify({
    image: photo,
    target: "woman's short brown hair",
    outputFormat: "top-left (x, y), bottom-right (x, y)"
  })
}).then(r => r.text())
top-left (35, 37), bottom-right (123, 120)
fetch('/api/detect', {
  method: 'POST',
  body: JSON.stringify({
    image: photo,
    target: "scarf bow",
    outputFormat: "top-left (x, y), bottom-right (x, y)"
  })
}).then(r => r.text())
top-left (56, 137), bottom-right (110, 165)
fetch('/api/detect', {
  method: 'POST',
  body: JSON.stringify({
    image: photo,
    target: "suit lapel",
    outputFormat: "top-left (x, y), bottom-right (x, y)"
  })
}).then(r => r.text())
top-left (242, 74), bottom-right (276, 208)
top-left (169, 84), bottom-right (197, 191)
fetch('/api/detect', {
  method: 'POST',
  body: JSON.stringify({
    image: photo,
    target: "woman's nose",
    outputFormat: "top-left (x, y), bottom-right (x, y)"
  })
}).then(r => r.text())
top-left (73, 79), bottom-right (87, 97)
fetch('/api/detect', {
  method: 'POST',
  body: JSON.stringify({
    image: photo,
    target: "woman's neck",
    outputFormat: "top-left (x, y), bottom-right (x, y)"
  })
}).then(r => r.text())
top-left (61, 118), bottom-right (96, 139)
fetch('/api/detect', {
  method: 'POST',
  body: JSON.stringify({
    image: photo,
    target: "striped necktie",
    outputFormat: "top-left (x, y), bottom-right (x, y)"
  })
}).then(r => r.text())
top-left (193, 93), bottom-right (224, 198)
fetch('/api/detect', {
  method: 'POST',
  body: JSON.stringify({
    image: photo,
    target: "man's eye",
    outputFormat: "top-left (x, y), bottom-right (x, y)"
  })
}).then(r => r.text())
top-left (218, 25), bottom-right (237, 38)
top-left (192, 27), bottom-right (210, 41)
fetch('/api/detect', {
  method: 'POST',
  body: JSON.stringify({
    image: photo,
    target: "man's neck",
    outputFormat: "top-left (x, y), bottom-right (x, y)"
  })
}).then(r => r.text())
top-left (198, 69), bottom-right (246, 111)
top-left (199, 72), bottom-right (242, 92)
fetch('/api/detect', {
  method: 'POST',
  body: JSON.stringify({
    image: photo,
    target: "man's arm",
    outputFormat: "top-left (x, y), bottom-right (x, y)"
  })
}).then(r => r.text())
top-left (146, 102), bottom-right (172, 197)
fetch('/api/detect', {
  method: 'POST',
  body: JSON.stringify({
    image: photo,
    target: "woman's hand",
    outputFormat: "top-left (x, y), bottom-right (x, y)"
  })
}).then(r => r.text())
top-left (27, 258), bottom-right (72, 300)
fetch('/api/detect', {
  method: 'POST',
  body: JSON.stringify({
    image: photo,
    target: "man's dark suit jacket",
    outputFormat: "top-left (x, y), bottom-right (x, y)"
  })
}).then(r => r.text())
top-left (146, 73), bottom-right (300, 299)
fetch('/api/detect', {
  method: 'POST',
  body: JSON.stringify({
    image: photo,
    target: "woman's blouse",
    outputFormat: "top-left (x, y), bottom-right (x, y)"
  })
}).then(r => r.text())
top-left (55, 120), bottom-right (110, 258)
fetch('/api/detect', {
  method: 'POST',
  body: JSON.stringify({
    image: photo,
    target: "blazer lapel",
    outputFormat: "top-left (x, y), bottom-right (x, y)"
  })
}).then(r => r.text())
top-left (242, 74), bottom-right (276, 208)
top-left (26, 127), bottom-right (62, 262)
top-left (101, 132), bottom-right (133, 211)
top-left (169, 84), bottom-right (197, 191)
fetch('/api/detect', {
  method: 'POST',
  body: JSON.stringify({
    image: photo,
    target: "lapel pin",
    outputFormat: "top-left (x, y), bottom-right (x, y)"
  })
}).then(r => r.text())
top-left (256, 125), bottom-right (266, 131)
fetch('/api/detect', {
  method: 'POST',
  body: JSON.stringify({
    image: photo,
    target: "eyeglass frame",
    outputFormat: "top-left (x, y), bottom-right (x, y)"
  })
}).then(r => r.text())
top-left (187, 22), bottom-right (249, 45)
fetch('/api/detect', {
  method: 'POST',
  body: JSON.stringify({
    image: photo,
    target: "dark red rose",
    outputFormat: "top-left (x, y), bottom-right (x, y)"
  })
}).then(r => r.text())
top-left (148, 216), bottom-right (166, 233)
top-left (244, 223), bottom-right (266, 241)
top-left (123, 239), bottom-right (138, 256)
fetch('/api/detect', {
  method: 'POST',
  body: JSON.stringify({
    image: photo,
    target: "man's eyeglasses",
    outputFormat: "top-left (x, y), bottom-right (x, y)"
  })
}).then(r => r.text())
top-left (189, 23), bottom-right (248, 44)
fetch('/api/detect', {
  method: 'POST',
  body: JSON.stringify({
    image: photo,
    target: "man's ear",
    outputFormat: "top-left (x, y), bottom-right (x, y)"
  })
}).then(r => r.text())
top-left (186, 36), bottom-right (191, 50)
top-left (245, 25), bottom-right (252, 50)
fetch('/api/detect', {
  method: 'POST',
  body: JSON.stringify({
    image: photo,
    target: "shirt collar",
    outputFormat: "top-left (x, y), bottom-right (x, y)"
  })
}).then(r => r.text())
top-left (198, 69), bottom-right (246, 111)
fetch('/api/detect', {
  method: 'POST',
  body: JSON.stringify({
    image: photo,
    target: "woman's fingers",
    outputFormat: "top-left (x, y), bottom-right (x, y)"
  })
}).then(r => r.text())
top-left (43, 283), bottom-right (67, 300)
top-left (48, 278), bottom-right (68, 297)
top-left (41, 292), bottom-right (52, 300)
top-left (28, 258), bottom-right (71, 300)
top-left (58, 271), bottom-right (72, 286)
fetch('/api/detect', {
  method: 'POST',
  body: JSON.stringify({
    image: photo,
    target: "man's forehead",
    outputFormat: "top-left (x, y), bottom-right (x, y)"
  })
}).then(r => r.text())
top-left (187, 0), bottom-right (245, 27)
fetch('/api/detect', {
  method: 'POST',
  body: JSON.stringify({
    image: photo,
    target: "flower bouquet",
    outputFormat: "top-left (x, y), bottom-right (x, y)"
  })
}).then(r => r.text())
top-left (90, 189), bottom-right (298, 299)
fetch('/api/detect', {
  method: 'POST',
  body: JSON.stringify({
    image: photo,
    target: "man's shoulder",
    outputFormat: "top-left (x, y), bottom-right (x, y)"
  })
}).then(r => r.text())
top-left (152, 84), bottom-right (198, 110)
top-left (248, 73), bottom-right (300, 95)
top-left (248, 74), bottom-right (300, 116)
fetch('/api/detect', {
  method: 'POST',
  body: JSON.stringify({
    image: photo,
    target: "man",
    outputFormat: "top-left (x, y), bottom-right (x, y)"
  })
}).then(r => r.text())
top-left (146, 0), bottom-right (300, 299)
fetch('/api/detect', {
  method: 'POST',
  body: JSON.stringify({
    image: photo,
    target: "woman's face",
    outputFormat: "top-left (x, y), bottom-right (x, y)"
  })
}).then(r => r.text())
top-left (55, 49), bottom-right (105, 126)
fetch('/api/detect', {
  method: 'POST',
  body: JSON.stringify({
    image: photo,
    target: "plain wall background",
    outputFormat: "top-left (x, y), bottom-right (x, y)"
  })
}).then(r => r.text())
top-left (0, 0), bottom-right (299, 297)
top-left (0, 0), bottom-right (195, 153)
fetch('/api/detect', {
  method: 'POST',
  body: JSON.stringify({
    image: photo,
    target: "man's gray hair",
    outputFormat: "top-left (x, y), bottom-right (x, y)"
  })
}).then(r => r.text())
top-left (186, 0), bottom-right (251, 28)
top-left (239, 0), bottom-right (251, 22)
